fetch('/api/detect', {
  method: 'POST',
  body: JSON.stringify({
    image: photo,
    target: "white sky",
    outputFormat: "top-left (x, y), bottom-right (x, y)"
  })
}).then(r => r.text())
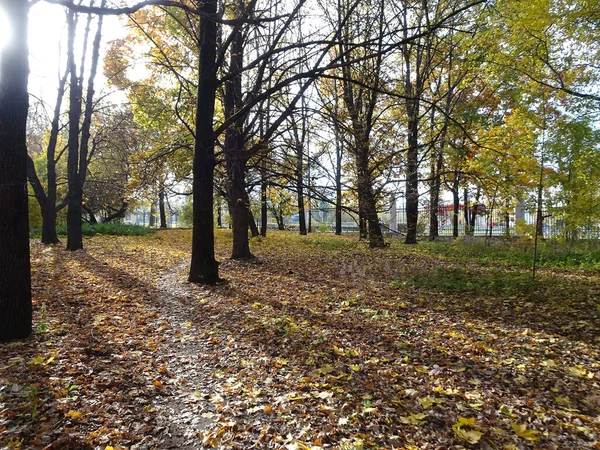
top-left (0, 2), bottom-right (126, 105)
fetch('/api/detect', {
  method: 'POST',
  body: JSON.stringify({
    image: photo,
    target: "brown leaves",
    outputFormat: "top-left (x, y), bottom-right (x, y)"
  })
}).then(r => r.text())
top-left (1, 231), bottom-right (599, 448)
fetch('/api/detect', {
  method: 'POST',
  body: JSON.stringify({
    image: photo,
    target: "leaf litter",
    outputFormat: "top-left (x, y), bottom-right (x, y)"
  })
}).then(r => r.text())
top-left (0, 229), bottom-right (599, 449)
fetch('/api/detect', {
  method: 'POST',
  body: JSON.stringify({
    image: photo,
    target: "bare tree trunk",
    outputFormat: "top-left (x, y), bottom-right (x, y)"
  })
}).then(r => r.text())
top-left (27, 68), bottom-right (68, 244)
top-left (260, 160), bottom-right (268, 237)
top-left (149, 201), bottom-right (156, 227)
top-left (463, 188), bottom-right (469, 235)
top-left (223, 0), bottom-right (254, 259)
top-left (217, 202), bottom-right (223, 228)
top-left (66, 3), bottom-right (104, 250)
top-left (297, 155), bottom-right (307, 236)
top-left (0, 0), bottom-right (32, 341)
top-left (428, 152), bottom-right (443, 241)
top-left (66, 7), bottom-right (84, 251)
top-left (452, 171), bottom-right (459, 238)
top-left (159, 189), bottom-right (167, 228)
top-left (189, 0), bottom-right (220, 283)
top-left (248, 202), bottom-right (259, 237)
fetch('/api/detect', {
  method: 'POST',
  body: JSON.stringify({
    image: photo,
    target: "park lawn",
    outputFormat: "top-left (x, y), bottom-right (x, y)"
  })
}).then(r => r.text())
top-left (1, 229), bottom-right (599, 449)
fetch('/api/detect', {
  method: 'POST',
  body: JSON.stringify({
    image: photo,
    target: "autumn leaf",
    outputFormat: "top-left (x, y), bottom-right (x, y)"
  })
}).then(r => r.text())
top-left (399, 413), bottom-right (428, 424)
top-left (510, 422), bottom-right (539, 441)
top-left (28, 356), bottom-right (45, 365)
top-left (66, 410), bottom-right (83, 420)
top-left (454, 428), bottom-right (483, 444)
top-left (452, 417), bottom-right (483, 443)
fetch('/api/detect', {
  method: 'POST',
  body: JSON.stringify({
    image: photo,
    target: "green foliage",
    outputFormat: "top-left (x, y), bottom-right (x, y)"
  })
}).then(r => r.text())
top-left (36, 303), bottom-right (49, 334)
top-left (30, 223), bottom-right (156, 238)
top-left (179, 199), bottom-right (193, 227)
top-left (28, 193), bottom-right (43, 229)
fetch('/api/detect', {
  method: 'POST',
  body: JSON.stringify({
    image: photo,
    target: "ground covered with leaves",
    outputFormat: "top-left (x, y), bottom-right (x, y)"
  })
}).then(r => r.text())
top-left (1, 230), bottom-right (599, 449)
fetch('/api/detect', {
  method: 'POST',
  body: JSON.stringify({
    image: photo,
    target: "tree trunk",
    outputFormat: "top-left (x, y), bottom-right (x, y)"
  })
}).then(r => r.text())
top-left (404, 104), bottom-right (419, 245)
top-left (248, 206), bottom-right (259, 238)
top-left (149, 201), bottom-right (156, 227)
top-left (188, 0), bottom-right (220, 284)
top-left (429, 150), bottom-right (443, 241)
top-left (452, 171), bottom-right (459, 238)
top-left (217, 202), bottom-right (223, 228)
top-left (82, 204), bottom-right (98, 224)
top-left (27, 68), bottom-right (68, 245)
top-left (260, 161), bottom-right (268, 237)
top-left (0, 0), bottom-right (32, 341)
top-left (463, 188), bottom-right (470, 235)
top-left (66, 7), bottom-right (84, 251)
top-left (297, 154), bottom-right (307, 235)
top-left (335, 143), bottom-right (343, 235)
top-left (246, 188), bottom-right (259, 237)
top-left (226, 154), bottom-right (253, 259)
top-left (223, 11), bottom-right (253, 259)
top-left (356, 151), bottom-right (385, 247)
top-left (102, 201), bottom-right (127, 223)
top-left (159, 190), bottom-right (167, 228)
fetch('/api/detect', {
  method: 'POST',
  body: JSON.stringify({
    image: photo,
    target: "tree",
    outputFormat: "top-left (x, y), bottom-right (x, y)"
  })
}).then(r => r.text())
top-left (26, 66), bottom-right (69, 244)
top-left (66, 1), bottom-right (106, 250)
top-left (188, 0), bottom-right (221, 283)
top-left (0, 0), bottom-right (32, 341)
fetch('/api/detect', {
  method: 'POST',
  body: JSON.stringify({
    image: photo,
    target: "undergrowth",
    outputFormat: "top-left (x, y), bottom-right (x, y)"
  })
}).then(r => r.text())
top-left (393, 265), bottom-right (540, 295)
top-left (419, 237), bottom-right (600, 270)
top-left (30, 223), bottom-right (156, 238)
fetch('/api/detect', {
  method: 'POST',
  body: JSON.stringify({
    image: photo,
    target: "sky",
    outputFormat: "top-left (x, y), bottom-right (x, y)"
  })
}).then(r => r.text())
top-left (0, 2), bottom-right (126, 106)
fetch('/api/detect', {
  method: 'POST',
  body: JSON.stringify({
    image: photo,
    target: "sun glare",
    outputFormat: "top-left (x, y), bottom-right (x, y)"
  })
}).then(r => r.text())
top-left (0, 8), bottom-right (10, 55)
top-left (0, 9), bottom-right (10, 48)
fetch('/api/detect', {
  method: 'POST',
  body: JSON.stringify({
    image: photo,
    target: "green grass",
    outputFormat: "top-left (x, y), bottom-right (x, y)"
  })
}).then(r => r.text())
top-left (393, 265), bottom-right (539, 295)
top-left (419, 238), bottom-right (600, 270)
top-left (30, 223), bottom-right (156, 238)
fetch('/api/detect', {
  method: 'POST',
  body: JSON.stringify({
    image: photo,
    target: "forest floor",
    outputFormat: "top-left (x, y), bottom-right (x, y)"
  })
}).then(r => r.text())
top-left (1, 230), bottom-right (599, 450)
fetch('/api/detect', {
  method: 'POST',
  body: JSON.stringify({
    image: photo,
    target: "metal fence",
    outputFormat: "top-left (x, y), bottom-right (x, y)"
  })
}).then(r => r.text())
top-left (300, 204), bottom-right (600, 239)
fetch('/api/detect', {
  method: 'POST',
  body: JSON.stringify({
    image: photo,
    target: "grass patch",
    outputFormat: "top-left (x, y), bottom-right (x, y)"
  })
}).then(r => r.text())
top-left (300, 235), bottom-right (360, 251)
top-left (393, 266), bottom-right (539, 295)
top-left (31, 223), bottom-right (156, 238)
top-left (420, 238), bottom-right (600, 270)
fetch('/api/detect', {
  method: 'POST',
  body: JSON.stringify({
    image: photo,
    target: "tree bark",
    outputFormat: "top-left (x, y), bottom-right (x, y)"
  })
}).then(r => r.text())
top-left (149, 201), bottom-right (156, 227)
top-left (428, 151), bottom-right (443, 241)
top-left (226, 154), bottom-right (252, 258)
top-left (188, 0), bottom-right (220, 283)
top-left (27, 68), bottom-right (68, 245)
top-left (248, 204), bottom-right (259, 238)
top-left (223, 7), bottom-right (254, 259)
top-left (66, 2), bottom-right (104, 250)
top-left (452, 172), bottom-right (460, 238)
top-left (66, 7), bottom-right (84, 251)
top-left (102, 201), bottom-right (127, 223)
top-left (260, 163), bottom-right (268, 237)
top-left (297, 153), bottom-right (307, 236)
top-left (159, 189), bottom-right (167, 228)
top-left (0, 0), bottom-right (32, 341)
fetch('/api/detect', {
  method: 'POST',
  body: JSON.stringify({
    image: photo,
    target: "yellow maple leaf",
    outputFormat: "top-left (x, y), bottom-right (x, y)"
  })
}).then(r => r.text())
top-left (510, 422), bottom-right (539, 441)
top-left (454, 428), bottom-right (483, 444)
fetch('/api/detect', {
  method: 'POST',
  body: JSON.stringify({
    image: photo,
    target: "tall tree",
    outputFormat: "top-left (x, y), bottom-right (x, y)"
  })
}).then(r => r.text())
top-left (0, 0), bottom-right (32, 341)
top-left (66, 1), bottom-right (106, 250)
top-left (188, 0), bottom-right (220, 282)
